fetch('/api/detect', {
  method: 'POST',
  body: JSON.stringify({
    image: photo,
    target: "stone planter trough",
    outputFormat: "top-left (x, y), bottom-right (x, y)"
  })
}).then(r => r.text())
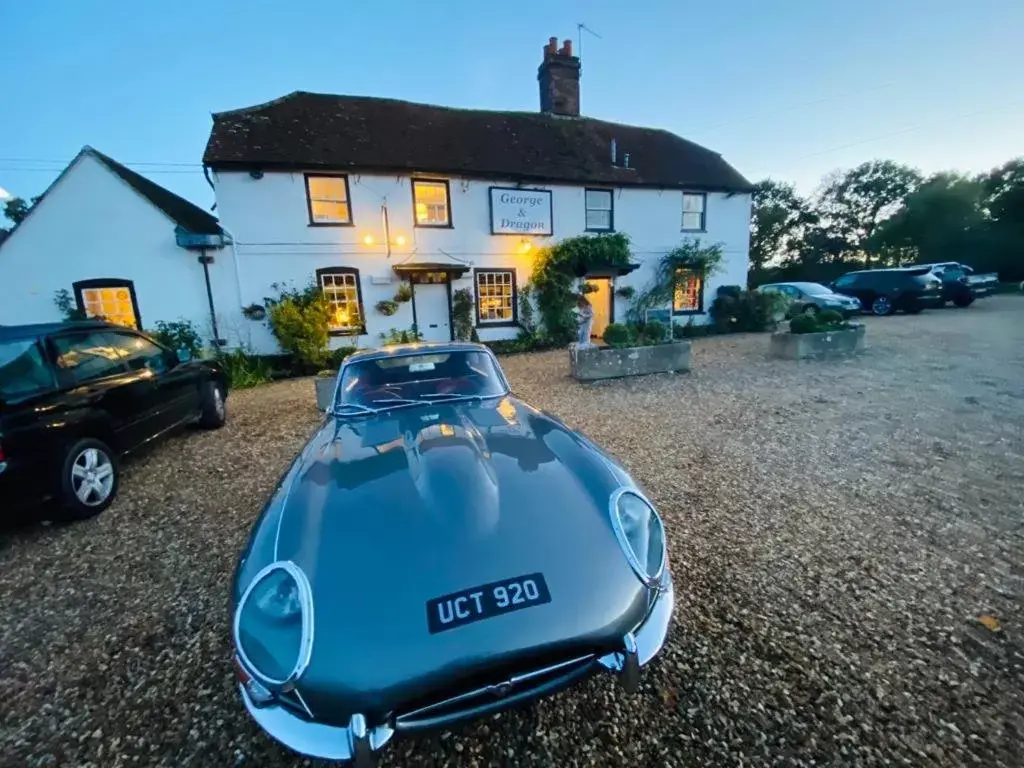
top-left (770, 323), bottom-right (866, 360)
top-left (570, 341), bottom-right (691, 381)
top-left (315, 374), bottom-right (337, 411)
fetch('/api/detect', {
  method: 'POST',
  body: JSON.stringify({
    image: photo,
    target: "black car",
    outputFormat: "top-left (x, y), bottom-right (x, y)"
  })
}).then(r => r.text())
top-left (830, 267), bottom-right (944, 316)
top-left (0, 321), bottom-right (228, 521)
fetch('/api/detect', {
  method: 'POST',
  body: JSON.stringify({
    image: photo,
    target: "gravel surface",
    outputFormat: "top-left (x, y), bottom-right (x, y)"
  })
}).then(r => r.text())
top-left (2, 296), bottom-right (1023, 768)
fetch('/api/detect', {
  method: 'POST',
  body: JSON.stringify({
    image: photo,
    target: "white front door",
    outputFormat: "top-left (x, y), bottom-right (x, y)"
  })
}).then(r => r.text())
top-left (414, 282), bottom-right (451, 342)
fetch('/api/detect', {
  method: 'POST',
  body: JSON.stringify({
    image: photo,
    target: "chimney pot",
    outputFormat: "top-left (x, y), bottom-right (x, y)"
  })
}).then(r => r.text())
top-left (547, 36), bottom-right (558, 55)
top-left (561, 39), bottom-right (573, 56)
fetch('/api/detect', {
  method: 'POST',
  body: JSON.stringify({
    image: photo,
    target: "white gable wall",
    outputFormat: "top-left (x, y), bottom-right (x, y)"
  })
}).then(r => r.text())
top-left (0, 153), bottom-right (239, 346)
top-left (213, 169), bottom-right (751, 352)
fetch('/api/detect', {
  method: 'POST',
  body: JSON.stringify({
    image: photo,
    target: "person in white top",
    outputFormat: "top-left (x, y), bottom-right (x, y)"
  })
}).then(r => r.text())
top-left (576, 293), bottom-right (594, 345)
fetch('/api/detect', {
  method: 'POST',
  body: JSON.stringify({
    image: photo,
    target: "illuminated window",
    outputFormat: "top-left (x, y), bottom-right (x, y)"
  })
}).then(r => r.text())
top-left (317, 267), bottom-right (364, 334)
top-left (682, 192), bottom-right (706, 231)
top-left (672, 269), bottom-right (703, 313)
top-left (475, 269), bottom-right (516, 324)
top-left (73, 279), bottom-right (140, 328)
top-left (585, 189), bottom-right (613, 231)
top-left (412, 180), bottom-right (451, 227)
top-left (305, 175), bottom-right (352, 225)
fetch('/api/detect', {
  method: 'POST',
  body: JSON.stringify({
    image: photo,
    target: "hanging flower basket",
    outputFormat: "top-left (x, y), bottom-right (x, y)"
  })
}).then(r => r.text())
top-left (242, 303), bottom-right (267, 321)
top-left (376, 300), bottom-right (399, 316)
top-left (393, 284), bottom-right (413, 303)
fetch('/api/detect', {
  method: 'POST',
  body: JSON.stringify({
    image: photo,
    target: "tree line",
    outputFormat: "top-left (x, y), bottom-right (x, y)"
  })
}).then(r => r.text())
top-left (749, 158), bottom-right (1024, 285)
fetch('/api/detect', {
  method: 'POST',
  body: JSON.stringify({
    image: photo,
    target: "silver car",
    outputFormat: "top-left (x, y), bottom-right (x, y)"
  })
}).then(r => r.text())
top-left (231, 342), bottom-right (673, 765)
top-left (758, 282), bottom-right (862, 316)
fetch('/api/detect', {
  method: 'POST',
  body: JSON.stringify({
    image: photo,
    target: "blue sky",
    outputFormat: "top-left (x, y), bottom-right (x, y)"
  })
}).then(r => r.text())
top-left (2, 0), bottom-right (1021, 209)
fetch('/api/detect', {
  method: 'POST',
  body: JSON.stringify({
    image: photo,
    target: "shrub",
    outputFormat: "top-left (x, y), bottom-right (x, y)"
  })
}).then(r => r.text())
top-left (452, 288), bottom-right (474, 341)
top-left (817, 309), bottom-right (844, 326)
top-left (266, 284), bottom-right (332, 373)
top-left (603, 323), bottom-right (632, 348)
top-left (376, 299), bottom-right (399, 316)
top-left (330, 346), bottom-right (357, 369)
top-left (644, 319), bottom-right (667, 343)
top-left (709, 290), bottom-right (778, 333)
top-left (518, 284), bottom-right (537, 334)
top-left (716, 284), bottom-right (743, 299)
top-left (220, 348), bottom-right (271, 389)
top-left (672, 321), bottom-right (688, 340)
top-left (615, 285), bottom-right (636, 301)
top-left (788, 314), bottom-right (820, 334)
top-left (380, 326), bottom-right (424, 345)
top-left (393, 283), bottom-right (413, 303)
top-left (150, 319), bottom-right (203, 358)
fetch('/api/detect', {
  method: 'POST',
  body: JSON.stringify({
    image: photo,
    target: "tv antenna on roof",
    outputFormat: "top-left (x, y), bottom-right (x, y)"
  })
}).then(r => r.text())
top-left (577, 22), bottom-right (602, 61)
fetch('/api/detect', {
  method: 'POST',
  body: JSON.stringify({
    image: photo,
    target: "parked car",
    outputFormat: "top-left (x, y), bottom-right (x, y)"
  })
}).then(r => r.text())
top-left (829, 267), bottom-right (944, 316)
top-left (917, 262), bottom-right (999, 305)
top-left (757, 282), bottom-right (862, 317)
top-left (0, 321), bottom-right (228, 520)
top-left (231, 342), bottom-right (672, 764)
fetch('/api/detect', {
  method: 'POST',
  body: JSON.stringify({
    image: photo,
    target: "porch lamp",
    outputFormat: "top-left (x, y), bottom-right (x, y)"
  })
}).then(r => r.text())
top-left (519, 238), bottom-right (532, 253)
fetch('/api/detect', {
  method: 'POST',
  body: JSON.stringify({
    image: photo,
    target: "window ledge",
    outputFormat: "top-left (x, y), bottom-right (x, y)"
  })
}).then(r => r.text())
top-left (672, 309), bottom-right (706, 316)
top-left (585, 228), bottom-right (615, 233)
top-left (414, 223), bottom-right (454, 229)
top-left (328, 328), bottom-right (364, 337)
top-left (475, 320), bottom-right (519, 328)
top-left (680, 229), bottom-right (707, 234)
top-left (308, 221), bottom-right (355, 228)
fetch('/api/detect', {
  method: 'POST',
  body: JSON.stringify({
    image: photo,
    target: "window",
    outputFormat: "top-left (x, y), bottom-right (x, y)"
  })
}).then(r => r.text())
top-left (0, 340), bottom-right (56, 402)
top-left (833, 274), bottom-right (857, 289)
top-left (316, 267), bottom-right (365, 335)
top-left (72, 279), bottom-right (141, 329)
top-left (682, 192), bottom-right (707, 231)
top-left (107, 332), bottom-right (170, 376)
top-left (672, 269), bottom-right (704, 313)
top-left (52, 331), bottom-right (130, 385)
top-left (412, 180), bottom-right (451, 227)
top-left (585, 189), bottom-right (614, 231)
top-left (475, 269), bottom-right (517, 325)
top-left (305, 175), bottom-right (352, 225)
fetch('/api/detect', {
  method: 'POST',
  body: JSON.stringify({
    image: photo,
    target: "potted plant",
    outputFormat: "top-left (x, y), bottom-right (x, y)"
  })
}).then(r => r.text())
top-left (770, 310), bottom-right (865, 359)
top-left (376, 299), bottom-right (399, 316)
top-left (570, 320), bottom-right (691, 381)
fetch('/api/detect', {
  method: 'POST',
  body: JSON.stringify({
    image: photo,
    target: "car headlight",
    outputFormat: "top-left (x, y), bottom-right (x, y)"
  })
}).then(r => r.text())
top-left (610, 488), bottom-right (667, 587)
top-left (234, 561), bottom-right (314, 688)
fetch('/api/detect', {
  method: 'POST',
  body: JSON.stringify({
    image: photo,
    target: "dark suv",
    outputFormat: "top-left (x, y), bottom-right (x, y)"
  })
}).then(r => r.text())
top-left (0, 321), bottom-right (228, 521)
top-left (831, 268), bottom-right (944, 316)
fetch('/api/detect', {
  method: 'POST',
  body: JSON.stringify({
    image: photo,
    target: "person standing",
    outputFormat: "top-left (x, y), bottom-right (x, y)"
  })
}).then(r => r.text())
top-left (576, 292), bottom-right (594, 345)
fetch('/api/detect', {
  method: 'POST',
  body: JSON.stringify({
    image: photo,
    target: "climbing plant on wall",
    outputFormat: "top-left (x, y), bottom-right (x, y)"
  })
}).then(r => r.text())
top-left (530, 233), bottom-right (632, 344)
top-left (629, 239), bottom-right (725, 322)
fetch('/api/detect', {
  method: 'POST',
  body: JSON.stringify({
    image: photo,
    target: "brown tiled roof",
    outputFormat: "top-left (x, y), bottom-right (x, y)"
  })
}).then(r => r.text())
top-left (203, 92), bottom-right (752, 193)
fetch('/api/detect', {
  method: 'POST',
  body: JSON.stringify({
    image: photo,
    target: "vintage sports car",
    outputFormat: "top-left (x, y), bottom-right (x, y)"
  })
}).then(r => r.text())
top-left (231, 342), bottom-right (673, 765)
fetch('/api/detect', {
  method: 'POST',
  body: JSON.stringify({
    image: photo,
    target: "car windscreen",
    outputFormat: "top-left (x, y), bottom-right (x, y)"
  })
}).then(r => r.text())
top-left (338, 350), bottom-right (506, 408)
top-left (0, 339), bottom-right (57, 404)
top-left (796, 283), bottom-right (831, 295)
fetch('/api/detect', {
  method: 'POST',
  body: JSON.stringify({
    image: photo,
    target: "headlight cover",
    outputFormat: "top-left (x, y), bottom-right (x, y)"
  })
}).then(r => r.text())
top-left (610, 488), bottom-right (667, 587)
top-left (234, 561), bottom-right (314, 689)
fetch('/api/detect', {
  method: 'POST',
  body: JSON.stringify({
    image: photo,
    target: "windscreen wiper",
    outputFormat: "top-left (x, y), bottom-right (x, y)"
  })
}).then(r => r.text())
top-left (333, 402), bottom-right (378, 415)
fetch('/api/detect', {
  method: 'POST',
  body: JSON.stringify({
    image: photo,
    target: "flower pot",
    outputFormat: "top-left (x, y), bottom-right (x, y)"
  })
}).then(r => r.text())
top-left (770, 324), bottom-right (866, 360)
top-left (570, 341), bottom-right (691, 381)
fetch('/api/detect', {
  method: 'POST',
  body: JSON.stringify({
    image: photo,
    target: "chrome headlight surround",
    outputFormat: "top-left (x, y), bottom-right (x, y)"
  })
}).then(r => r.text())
top-left (233, 561), bottom-right (315, 690)
top-left (609, 487), bottom-right (667, 588)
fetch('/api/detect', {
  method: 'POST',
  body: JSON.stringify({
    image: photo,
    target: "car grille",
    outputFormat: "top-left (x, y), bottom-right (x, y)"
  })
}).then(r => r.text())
top-left (394, 653), bottom-right (599, 731)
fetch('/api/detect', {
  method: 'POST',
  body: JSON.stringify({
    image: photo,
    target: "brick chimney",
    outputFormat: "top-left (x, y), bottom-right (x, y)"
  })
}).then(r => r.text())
top-left (538, 37), bottom-right (581, 117)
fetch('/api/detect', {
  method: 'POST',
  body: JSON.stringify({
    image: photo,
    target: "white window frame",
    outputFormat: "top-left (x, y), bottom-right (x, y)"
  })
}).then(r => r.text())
top-left (681, 191), bottom-right (707, 232)
top-left (475, 269), bottom-right (516, 325)
top-left (317, 268), bottom-right (364, 334)
top-left (412, 179), bottom-right (452, 228)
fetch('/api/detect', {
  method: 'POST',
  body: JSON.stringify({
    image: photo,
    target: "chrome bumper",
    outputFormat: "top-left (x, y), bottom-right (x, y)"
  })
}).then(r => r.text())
top-left (240, 575), bottom-right (675, 764)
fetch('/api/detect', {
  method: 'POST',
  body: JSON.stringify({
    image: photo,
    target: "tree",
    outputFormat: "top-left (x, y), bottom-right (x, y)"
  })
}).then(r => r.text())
top-left (3, 197), bottom-right (31, 227)
top-left (979, 158), bottom-right (1024, 280)
top-left (869, 173), bottom-right (986, 266)
top-left (811, 160), bottom-right (922, 267)
top-left (749, 180), bottom-right (813, 277)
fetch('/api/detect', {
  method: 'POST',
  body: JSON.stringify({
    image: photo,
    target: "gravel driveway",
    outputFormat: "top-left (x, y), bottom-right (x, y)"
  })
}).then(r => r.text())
top-left (3, 297), bottom-right (1023, 767)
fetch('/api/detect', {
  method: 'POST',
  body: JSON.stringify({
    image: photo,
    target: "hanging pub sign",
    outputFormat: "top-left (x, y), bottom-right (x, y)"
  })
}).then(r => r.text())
top-left (489, 187), bottom-right (553, 235)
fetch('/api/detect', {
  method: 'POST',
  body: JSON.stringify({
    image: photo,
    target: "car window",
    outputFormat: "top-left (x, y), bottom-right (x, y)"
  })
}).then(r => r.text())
top-left (833, 275), bottom-right (857, 288)
top-left (0, 339), bottom-right (56, 402)
top-left (52, 331), bottom-right (130, 385)
top-left (781, 285), bottom-right (801, 297)
top-left (942, 267), bottom-right (965, 280)
top-left (106, 332), bottom-right (170, 376)
top-left (339, 350), bottom-right (506, 408)
top-left (759, 285), bottom-right (779, 294)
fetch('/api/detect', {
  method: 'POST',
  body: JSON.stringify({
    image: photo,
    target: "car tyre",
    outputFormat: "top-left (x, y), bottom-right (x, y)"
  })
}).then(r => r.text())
top-left (56, 438), bottom-right (119, 521)
top-left (199, 380), bottom-right (227, 429)
top-left (870, 296), bottom-right (895, 316)
top-left (952, 292), bottom-right (974, 308)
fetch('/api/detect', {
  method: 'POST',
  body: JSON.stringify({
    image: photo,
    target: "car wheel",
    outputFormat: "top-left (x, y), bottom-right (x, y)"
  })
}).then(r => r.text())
top-left (57, 438), bottom-right (119, 520)
top-left (952, 293), bottom-right (974, 308)
top-left (199, 380), bottom-right (227, 429)
top-left (870, 296), bottom-right (894, 316)
top-left (802, 304), bottom-right (818, 316)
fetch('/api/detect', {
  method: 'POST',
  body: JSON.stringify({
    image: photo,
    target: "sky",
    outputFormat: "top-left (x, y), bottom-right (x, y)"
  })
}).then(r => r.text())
top-left (2, 0), bottom-right (1022, 212)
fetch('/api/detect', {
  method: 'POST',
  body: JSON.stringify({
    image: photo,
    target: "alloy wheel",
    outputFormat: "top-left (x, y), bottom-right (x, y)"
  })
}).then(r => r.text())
top-left (871, 297), bottom-right (892, 315)
top-left (71, 447), bottom-right (115, 507)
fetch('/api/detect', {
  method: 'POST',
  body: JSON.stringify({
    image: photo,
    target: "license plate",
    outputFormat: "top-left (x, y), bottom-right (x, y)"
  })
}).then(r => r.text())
top-left (426, 573), bottom-right (551, 634)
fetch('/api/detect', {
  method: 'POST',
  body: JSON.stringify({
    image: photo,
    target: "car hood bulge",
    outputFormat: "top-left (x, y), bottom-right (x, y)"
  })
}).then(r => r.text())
top-left (268, 397), bottom-right (650, 722)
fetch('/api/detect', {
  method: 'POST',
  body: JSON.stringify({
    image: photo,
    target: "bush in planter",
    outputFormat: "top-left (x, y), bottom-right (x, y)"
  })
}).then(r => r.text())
top-left (788, 314), bottom-right (819, 334)
top-left (602, 323), bottom-right (632, 348)
top-left (149, 319), bottom-right (203, 359)
top-left (644, 319), bottom-right (667, 343)
top-left (709, 290), bottom-right (778, 333)
top-left (789, 310), bottom-right (851, 334)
